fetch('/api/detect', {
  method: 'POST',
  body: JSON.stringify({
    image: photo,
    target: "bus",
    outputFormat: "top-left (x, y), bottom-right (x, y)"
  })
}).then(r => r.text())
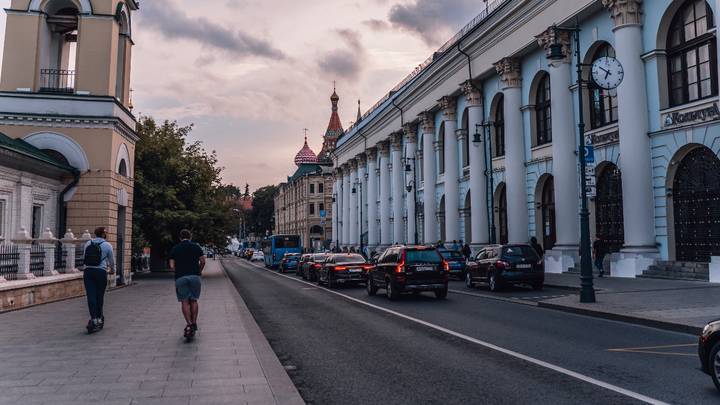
top-left (262, 234), bottom-right (302, 269)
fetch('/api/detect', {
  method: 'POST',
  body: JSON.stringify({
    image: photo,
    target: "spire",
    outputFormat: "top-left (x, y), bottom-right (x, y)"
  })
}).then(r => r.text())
top-left (317, 85), bottom-right (345, 164)
top-left (356, 99), bottom-right (362, 123)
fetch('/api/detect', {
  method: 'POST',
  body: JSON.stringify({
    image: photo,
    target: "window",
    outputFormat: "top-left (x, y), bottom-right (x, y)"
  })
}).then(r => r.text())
top-left (310, 184), bottom-right (315, 194)
top-left (535, 72), bottom-right (552, 146)
top-left (32, 205), bottom-right (42, 239)
top-left (438, 124), bottom-right (446, 174)
top-left (493, 94), bottom-right (505, 157)
top-left (589, 44), bottom-right (619, 129)
top-left (319, 183), bottom-right (324, 193)
top-left (0, 200), bottom-right (5, 237)
top-left (309, 203), bottom-right (315, 215)
top-left (118, 159), bottom-right (128, 177)
top-left (319, 203), bottom-right (325, 212)
top-left (462, 109), bottom-right (470, 167)
top-left (668, 0), bottom-right (717, 106)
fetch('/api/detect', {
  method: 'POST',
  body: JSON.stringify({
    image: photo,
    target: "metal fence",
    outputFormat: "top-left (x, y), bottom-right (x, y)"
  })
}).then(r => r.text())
top-left (55, 241), bottom-right (67, 273)
top-left (75, 243), bottom-right (86, 270)
top-left (39, 69), bottom-right (76, 93)
top-left (0, 244), bottom-right (19, 281)
top-left (30, 243), bottom-right (45, 277)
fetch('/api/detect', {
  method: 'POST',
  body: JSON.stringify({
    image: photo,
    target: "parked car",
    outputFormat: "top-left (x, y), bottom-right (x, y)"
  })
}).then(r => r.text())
top-left (279, 253), bottom-right (301, 273)
top-left (465, 244), bottom-right (543, 292)
top-left (203, 247), bottom-right (215, 259)
top-left (250, 250), bottom-right (265, 262)
top-left (301, 253), bottom-right (329, 281)
top-left (367, 245), bottom-right (449, 300)
top-left (318, 254), bottom-right (372, 288)
top-left (437, 248), bottom-right (467, 279)
top-left (699, 319), bottom-right (720, 391)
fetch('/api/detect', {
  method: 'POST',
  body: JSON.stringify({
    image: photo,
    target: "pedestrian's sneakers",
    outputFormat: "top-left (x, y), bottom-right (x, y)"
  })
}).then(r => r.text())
top-left (86, 319), bottom-right (101, 334)
top-left (98, 316), bottom-right (104, 330)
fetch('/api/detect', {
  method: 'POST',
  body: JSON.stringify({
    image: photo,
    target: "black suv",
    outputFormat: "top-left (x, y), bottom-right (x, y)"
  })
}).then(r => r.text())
top-left (367, 245), bottom-right (449, 300)
top-left (318, 254), bottom-right (370, 288)
top-left (465, 244), bottom-right (543, 292)
top-left (301, 253), bottom-right (328, 281)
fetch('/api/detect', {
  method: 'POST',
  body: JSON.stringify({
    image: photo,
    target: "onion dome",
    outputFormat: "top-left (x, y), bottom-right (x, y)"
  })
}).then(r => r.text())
top-left (294, 136), bottom-right (318, 166)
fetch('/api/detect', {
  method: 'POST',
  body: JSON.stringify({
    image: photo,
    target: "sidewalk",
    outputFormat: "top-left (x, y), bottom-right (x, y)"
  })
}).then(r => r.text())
top-left (0, 260), bottom-right (304, 405)
top-left (540, 273), bottom-right (720, 334)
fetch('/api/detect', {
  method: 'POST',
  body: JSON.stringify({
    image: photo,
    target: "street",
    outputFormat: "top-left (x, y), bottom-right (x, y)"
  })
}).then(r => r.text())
top-left (222, 257), bottom-right (717, 405)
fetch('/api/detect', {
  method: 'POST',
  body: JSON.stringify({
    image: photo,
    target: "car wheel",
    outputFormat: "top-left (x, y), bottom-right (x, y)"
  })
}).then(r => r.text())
top-left (386, 279), bottom-right (399, 301)
top-left (317, 272), bottom-right (323, 286)
top-left (711, 341), bottom-right (720, 391)
top-left (488, 271), bottom-right (501, 292)
top-left (367, 277), bottom-right (378, 296)
top-left (465, 272), bottom-right (474, 288)
top-left (434, 287), bottom-right (448, 299)
top-left (531, 281), bottom-right (544, 291)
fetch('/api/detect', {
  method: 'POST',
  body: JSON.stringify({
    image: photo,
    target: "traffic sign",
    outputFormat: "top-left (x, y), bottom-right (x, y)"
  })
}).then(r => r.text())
top-left (582, 146), bottom-right (595, 164)
top-left (319, 210), bottom-right (326, 218)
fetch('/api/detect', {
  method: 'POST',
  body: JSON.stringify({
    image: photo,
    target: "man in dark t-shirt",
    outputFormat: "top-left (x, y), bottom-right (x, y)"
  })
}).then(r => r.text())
top-left (169, 229), bottom-right (206, 339)
top-left (592, 236), bottom-right (607, 278)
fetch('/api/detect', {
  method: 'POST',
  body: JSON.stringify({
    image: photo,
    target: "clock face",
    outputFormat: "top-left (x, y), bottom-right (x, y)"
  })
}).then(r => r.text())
top-left (591, 56), bottom-right (624, 90)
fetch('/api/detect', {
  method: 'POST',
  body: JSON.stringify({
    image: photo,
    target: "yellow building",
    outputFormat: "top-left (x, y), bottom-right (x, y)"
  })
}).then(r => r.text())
top-left (0, 0), bottom-right (138, 283)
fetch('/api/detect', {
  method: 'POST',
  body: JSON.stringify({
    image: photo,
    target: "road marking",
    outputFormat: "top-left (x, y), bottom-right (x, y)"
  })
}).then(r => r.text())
top-left (607, 343), bottom-right (697, 357)
top-left (235, 259), bottom-right (669, 405)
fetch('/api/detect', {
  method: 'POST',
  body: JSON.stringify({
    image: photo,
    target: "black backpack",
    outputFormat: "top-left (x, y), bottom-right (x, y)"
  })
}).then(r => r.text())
top-left (84, 242), bottom-right (103, 267)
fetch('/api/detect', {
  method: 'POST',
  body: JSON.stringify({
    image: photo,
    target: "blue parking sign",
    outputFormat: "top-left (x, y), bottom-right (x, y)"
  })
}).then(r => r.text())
top-left (319, 210), bottom-right (326, 218)
top-left (583, 146), bottom-right (595, 164)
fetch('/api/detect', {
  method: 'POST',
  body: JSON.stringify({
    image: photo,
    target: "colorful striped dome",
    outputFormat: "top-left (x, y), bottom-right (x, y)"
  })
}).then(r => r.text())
top-left (294, 137), bottom-right (318, 166)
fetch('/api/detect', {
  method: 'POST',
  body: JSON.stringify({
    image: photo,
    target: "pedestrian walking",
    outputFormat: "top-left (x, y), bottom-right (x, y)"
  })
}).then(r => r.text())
top-left (83, 227), bottom-right (115, 334)
top-left (530, 237), bottom-right (544, 259)
top-left (462, 243), bottom-right (472, 261)
top-left (169, 229), bottom-right (206, 340)
top-left (593, 235), bottom-right (607, 277)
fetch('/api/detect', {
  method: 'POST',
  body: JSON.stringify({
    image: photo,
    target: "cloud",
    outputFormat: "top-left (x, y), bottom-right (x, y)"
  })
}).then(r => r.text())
top-left (362, 19), bottom-right (391, 31)
top-left (139, 1), bottom-right (286, 60)
top-left (387, 0), bottom-right (479, 46)
top-left (317, 29), bottom-right (366, 80)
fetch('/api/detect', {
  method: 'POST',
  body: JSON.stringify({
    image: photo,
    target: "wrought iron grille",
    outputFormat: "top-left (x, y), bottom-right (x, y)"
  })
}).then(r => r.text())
top-left (673, 147), bottom-right (720, 262)
top-left (75, 243), bottom-right (86, 270)
top-left (39, 69), bottom-right (75, 93)
top-left (30, 243), bottom-right (45, 277)
top-left (595, 164), bottom-right (624, 253)
top-left (55, 241), bottom-right (67, 273)
top-left (0, 244), bottom-right (19, 281)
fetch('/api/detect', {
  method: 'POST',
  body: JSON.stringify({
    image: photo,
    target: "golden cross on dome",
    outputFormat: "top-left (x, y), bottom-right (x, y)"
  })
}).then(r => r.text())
top-left (303, 128), bottom-right (308, 140)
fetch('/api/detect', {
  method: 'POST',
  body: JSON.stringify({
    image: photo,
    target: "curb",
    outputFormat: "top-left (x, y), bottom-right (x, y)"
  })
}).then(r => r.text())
top-left (220, 261), bottom-right (305, 405)
top-left (537, 301), bottom-right (703, 336)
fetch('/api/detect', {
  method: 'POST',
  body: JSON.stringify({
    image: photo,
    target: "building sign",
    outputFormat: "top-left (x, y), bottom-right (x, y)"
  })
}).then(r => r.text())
top-left (585, 165), bottom-right (596, 198)
top-left (663, 103), bottom-right (720, 128)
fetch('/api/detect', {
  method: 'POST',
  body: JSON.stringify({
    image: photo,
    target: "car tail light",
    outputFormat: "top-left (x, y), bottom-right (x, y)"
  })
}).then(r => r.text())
top-left (312, 263), bottom-right (321, 270)
top-left (362, 264), bottom-right (374, 271)
top-left (334, 266), bottom-right (347, 272)
top-left (395, 251), bottom-right (406, 273)
top-left (442, 260), bottom-right (450, 272)
top-left (495, 260), bottom-right (510, 269)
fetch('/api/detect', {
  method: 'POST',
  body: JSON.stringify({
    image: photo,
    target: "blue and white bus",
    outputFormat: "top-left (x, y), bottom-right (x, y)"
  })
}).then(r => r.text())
top-left (262, 234), bottom-right (302, 268)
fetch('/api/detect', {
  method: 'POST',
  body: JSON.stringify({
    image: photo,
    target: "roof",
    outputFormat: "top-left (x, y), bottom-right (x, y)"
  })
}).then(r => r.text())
top-left (294, 137), bottom-right (318, 166)
top-left (0, 132), bottom-right (78, 175)
top-left (288, 163), bottom-right (333, 182)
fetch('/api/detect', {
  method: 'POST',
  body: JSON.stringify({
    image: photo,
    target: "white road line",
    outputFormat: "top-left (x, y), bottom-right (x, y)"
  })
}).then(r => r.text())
top-left (237, 260), bottom-right (668, 405)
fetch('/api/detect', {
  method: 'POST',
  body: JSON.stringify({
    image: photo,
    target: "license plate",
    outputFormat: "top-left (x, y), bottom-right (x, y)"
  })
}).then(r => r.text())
top-left (349, 268), bottom-right (362, 273)
top-left (516, 264), bottom-right (532, 269)
top-left (417, 266), bottom-right (434, 272)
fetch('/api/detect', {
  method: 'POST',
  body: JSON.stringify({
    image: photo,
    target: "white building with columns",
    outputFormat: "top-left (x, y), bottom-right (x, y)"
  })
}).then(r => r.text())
top-left (332, 0), bottom-right (720, 280)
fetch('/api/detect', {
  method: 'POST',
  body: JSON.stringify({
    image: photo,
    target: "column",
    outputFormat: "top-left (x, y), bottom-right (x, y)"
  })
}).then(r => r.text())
top-left (538, 27), bottom-right (580, 272)
top-left (495, 58), bottom-right (528, 243)
top-left (13, 228), bottom-right (34, 280)
top-left (404, 124), bottom-right (418, 245)
top-left (357, 155), bottom-right (367, 249)
top-left (334, 174), bottom-right (342, 248)
top-left (604, 0), bottom-right (657, 275)
top-left (366, 148), bottom-right (379, 249)
top-left (391, 132), bottom-right (405, 245)
top-left (421, 111), bottom-right (437, 244)
top-left (440, 96), bottom-right (460, 243)
top-left (41, 228), bottom-right (58, 276)
top-left (379, 141), bottom-right (392, 247)
top-left (342, 167), bottom-right (351, 247)
top-left (332, 178), bottom-right (338, 249)
top-left (349, 161), bottom-right (359, 247)
top-left (63, 229), bottom-right (80, 273)
top-left (462, 81), bottom-right (488, 250)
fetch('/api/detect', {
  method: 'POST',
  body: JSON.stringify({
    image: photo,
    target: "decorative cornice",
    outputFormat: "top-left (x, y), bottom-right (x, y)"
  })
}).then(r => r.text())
top-left (390, 131), bottom-right (403, 150)
top-left (377, 140), bottom-right (390, 156)
top-left (494, 58), bottom-right (522, 89)
top-left (403, 123), bottom-right (418, 143)
top-left (536, 26), bottom-right (572, 63)
top-left (461, 80), bottom-right (482, 107)
top-left (356, 153), bottom-right (367, 166)
top-left (366, 146), bottom-right (378, 160)
top-left (0, 113), bottom-right (139, 143)
top-left (603, 0), bottom-right (643, 29)
top-left (420, 111), bottom-right (435, 133)
top-left (438, 96), bottom-right (457, 121)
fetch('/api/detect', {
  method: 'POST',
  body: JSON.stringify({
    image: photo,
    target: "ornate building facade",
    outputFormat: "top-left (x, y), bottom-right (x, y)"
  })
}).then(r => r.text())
top-left (274, 90), bottom-right (341, 250)
top-left (332, 0), bottom-right (720, 280)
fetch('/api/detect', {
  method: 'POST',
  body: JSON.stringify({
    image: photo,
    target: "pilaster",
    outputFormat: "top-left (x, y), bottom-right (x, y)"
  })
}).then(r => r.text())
top-left (494, 58), bottom-right (522, 89)
top-left (420, 111), bottom-right (437, 244)
top-left (602, 0), bottom-right (643, 29)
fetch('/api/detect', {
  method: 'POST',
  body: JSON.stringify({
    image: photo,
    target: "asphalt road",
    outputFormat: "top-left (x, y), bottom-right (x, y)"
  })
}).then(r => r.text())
top-left (222, 257), bottom-right (718, 405)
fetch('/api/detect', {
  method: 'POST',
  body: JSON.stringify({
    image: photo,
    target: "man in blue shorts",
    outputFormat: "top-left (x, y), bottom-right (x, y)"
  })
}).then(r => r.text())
top-left (169, 229), bottom-right (206, 339)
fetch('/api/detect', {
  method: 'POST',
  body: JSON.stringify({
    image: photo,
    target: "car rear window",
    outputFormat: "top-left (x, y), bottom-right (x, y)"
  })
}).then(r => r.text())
top-left (335, 254), bottom-right (366, 263)
top-left (405, 249), bottom-right (443, 264)
top-left (439, 250), bottom-right (464, 260)
top-left (502, 245), bottom-right (539, 260)
top-left (312, 254), bottom-right (328, 262)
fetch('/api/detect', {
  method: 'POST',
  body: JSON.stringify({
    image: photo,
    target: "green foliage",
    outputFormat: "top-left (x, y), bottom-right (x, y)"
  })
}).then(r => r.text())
top-left (248, 185), bottom-right (278, 236)
top-left (132, 117), bottom-right (235, 260)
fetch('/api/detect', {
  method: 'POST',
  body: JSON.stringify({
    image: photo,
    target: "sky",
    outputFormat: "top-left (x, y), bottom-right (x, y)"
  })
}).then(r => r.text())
top-left (0, 0), bottom-right (486, 191)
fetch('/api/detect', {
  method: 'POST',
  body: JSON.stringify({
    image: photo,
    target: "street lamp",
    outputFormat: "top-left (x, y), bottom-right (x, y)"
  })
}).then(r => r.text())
top-left (550, 22), bottom-right (595, 303)
top-left (402, 156), bottom-right (419, 245)
top-left (473, 122), bottom-right (497, 244)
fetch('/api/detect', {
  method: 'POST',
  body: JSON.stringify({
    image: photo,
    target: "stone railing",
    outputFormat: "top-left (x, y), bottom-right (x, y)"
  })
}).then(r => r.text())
top-left (0, 228), bottom-right (91, 283)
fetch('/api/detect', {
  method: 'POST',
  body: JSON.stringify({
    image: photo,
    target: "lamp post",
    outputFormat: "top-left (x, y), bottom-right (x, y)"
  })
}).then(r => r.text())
top-left (352, 181), bottom-right (364, 255)
top-left (402, 156), bottom-right (419, 245)
top-left (549, 22), bottom-right (595, 303)
top-left (473, 122), bottom-right (497, 244)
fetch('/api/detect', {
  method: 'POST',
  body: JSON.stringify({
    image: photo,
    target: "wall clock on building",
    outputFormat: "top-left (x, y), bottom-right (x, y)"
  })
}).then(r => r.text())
top-left (591, 56), bottom-right (624, 90)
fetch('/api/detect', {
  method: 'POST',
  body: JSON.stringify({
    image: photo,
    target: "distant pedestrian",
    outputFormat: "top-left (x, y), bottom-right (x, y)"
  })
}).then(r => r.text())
top-left (530, 237), bottom-right (544, 258)
top-left (83, 227), bottom-right (115, 334)
top-left (593, 236), bottom-right (607, 277)
top-left (451, 240), bottom-right (460, 251)
top-left (462, 243), bottom-right (472, 261)
top-left (169, 229), bottom-right (206, 340)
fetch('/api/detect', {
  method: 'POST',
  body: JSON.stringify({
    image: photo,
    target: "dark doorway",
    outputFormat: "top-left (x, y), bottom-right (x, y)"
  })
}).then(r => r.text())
top-left (496, 184), bottom-right (508, 244)
top-left (117, 206), bottom-right (126, 284)
top-left (439, 196), bottom-right (446, 243)
top-left (541, 177), bottom-right (556, 250)
top-left (673, 147), bottom-right (720, 262)
top-left (595, 163), bottom-right (624, 253)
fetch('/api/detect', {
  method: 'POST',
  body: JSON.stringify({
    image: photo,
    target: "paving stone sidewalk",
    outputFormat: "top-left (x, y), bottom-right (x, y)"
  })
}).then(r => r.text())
top-left (540, 273), bottom-right (720, 334)
top-left (0, 260), bottom-right (304, 405)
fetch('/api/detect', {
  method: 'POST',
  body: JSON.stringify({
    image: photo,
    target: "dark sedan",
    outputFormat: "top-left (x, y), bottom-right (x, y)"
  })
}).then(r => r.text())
top-left (699, 319), bottom-right (720, 391)
top-left (465, 244), bottom-right (544, 292)
top-left (300, 253), bottom-right (329, 281)
top-left (318, 254), bottom-right (372, 288)
top-left (438, 248), bottom-right (467, 279)
top-left (279, 253), bottom-right (301, 273)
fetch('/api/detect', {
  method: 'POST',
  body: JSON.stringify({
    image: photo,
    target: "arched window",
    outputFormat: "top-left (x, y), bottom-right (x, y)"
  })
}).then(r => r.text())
top-left (668, 0), bottom-right (717, 107)
top-left (493, 94), bottom-right (505, 157)
top-left (118, 159), bottom-right (128, 177)
top-left (462, 108), bottom-right (470, 168)
top-left (589, 44), bottom-right (619, 129)
top-left (535, 73), bottom-right (552, 146)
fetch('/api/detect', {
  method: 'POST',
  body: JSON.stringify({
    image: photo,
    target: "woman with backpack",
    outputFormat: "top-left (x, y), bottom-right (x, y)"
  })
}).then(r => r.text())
top-left (83, 227), bottom-right (115, 334)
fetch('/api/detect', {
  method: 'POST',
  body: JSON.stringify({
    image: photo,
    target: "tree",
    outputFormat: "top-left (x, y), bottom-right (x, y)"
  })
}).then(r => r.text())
top-left (249, 185), bottom-right (278, 236)
top-left (132, 117), bottom-right (235, 269)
